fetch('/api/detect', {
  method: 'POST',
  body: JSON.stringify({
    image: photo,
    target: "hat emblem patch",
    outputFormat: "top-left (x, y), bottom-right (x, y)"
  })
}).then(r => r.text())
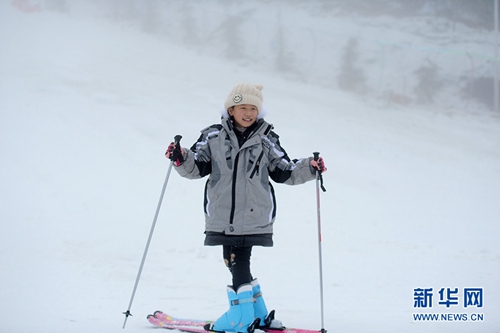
top-left (233, 93), bottom-right (243, 103)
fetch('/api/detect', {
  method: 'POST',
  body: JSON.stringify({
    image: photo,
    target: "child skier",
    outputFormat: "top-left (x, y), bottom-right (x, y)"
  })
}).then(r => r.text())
top-left (165, 83), bottom-right (326, 333)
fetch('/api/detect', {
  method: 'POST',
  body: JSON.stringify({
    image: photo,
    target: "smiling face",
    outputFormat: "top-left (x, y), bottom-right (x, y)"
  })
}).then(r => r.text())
top-left (228, 104), bottom-right (259, 128)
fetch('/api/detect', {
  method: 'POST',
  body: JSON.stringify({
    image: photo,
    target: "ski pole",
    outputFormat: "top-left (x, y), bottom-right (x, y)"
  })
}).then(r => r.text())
top-left (313, 152), bottom-right (327, 333)
top-left (122, 135), bottom-right (182, 329)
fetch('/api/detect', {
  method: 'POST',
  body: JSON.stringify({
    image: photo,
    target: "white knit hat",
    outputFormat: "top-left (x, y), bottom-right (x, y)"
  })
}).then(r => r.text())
top-left (224, 83), bottom-right (264, 114)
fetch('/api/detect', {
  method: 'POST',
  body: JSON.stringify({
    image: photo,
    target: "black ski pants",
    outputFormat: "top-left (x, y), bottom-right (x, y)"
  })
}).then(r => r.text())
top-left (222, 245), bottom-right (253, 291)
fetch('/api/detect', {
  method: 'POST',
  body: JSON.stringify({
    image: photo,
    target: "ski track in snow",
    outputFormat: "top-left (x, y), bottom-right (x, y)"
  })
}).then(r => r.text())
top-left (0, 2), bottom-right (499, 333)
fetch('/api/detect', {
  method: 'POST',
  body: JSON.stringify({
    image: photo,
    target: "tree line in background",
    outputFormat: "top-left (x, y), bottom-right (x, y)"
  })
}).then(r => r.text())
top-left (35, 0), bottom-right (498, 110)
top-left (37, 0), bottom-right (499, 30)
top-left (76, 0), bottom-right (498, 31)
top-left (318, 0), bottom-right (498, 30)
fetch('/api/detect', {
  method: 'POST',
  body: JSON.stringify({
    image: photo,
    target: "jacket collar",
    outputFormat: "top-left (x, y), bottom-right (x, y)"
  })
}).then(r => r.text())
top-left (222, 118), bottom-right (273, 149)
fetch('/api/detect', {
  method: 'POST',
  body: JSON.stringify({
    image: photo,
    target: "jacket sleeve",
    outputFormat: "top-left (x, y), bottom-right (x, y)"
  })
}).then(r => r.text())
top-left (174, 126), bottom-right (219, 179)
top-left (265, 131), bottom-right (316, 185)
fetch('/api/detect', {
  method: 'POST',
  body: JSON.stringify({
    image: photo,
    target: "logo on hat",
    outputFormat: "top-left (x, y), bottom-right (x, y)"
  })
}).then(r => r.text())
top-left (233, 93), bottom-right (243, 103)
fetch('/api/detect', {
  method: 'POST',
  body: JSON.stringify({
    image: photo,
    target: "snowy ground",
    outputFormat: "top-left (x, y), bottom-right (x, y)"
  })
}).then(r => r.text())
top-left (1, 2), bottom-right (499, 333)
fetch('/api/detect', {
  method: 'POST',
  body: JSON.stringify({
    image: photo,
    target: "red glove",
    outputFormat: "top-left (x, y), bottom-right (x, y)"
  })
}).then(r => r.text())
top-left (165, 142), bottom-right (185, 166)
top-left (310, 157), bottom-right (327, 173)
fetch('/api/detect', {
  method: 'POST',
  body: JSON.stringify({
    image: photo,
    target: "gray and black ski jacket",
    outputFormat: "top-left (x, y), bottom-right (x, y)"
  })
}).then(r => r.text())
top-left (174, 117), bottom-right (316, 245)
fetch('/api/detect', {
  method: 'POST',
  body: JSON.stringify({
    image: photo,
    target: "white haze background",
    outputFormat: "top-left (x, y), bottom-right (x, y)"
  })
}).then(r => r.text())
top-left (1, 1), bottom-right (499, 333)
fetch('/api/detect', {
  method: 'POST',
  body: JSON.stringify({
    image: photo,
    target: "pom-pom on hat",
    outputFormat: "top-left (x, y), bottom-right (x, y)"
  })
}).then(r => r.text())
top-left (224, 83), bottom-right (264, 114)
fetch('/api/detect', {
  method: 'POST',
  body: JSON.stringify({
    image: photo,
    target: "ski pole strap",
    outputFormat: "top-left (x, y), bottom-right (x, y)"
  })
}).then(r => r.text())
top-left (313, 152), bottom-right (327, 192)
top-left (318, 173), bottom-right (327, 192)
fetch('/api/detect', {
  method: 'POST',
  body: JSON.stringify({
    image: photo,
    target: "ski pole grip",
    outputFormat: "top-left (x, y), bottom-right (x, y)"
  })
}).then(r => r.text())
top-left (313, 151), bottom-right (327, 192)
top-left (174, 135), bottom-right (182, 145)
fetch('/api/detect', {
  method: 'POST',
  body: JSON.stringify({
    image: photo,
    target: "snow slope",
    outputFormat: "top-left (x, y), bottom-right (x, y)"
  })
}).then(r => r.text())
top-left (1, 2), bottom-right (499, 333)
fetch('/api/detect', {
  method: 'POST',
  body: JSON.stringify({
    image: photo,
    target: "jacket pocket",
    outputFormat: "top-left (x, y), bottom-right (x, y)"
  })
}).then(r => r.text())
top-left (269, 182), bottom-right (277, 221)
top-left (249, 150), bottom-right (264, 179)
top-left (203, 179), bottom-right (210, 217)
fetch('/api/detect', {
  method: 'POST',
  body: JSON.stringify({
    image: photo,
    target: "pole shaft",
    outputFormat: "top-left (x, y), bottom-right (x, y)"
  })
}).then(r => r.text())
top-left (495, 0), bottom-right (499, 112)
top-left (315, 172), bottom-right (325, 331)
top-left (122, 161), bottom-right (174, 329)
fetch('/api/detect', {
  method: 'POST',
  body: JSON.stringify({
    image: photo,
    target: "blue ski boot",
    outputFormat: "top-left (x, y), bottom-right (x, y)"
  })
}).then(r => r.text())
top-left (251, 279), bottom-right (283, 329)
top-left (251, 279), bottom-right (268, 324)
top-left (211, 283), bottom-right (255, 333)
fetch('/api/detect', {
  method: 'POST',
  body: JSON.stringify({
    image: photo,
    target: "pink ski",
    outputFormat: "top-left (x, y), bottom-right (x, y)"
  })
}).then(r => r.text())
top-left (150, 311), bottom-right (212, 327)
top-left (147, 312), bottom-right (207, 333)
